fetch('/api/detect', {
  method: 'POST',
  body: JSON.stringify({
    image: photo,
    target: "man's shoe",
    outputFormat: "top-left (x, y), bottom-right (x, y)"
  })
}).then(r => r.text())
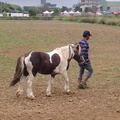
top-left (78, 84), bottom-right (84, 89)
top-left (78, 81), bottom-right (88, 89)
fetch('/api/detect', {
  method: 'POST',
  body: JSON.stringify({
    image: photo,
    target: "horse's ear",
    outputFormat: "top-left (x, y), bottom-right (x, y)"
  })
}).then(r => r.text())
top-left (76, 44), bottom-right (80, 51)
top-left (74, 42), bottom-right (78, 45)
top-left (70, 44), bottom-right (79, 51)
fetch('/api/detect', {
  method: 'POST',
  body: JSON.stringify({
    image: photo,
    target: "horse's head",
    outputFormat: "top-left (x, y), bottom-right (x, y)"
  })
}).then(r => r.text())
top-left (69, 44), bottom-right (85, 63)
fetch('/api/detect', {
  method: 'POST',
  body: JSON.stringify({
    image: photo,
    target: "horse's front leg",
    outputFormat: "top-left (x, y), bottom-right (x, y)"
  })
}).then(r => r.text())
top-left (27, 74), bottom-right (35, 100)
top-left (46, 76), bottom-right (54, 96)
top-left (62, 71), bottom-right (70, 94)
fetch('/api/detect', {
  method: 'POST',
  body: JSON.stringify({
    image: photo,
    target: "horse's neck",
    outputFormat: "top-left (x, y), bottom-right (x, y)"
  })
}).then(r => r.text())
top-left (53, 45), bottom-right (73, 60)
top-left (59, 46), bottom-right (70, 60)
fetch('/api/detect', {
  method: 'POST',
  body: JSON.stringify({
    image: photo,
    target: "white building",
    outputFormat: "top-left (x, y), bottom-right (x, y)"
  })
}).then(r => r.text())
top-left (10, 13), bottom-right (23, 17)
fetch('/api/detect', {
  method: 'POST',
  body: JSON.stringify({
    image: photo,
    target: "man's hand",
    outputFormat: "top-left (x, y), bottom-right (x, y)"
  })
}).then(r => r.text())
top-left (79, 61), bottom-right (85, 64)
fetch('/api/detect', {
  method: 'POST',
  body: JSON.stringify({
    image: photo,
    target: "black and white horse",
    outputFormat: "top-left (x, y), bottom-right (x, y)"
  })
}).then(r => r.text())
top-left (10, 44), bottom-right (84, 99)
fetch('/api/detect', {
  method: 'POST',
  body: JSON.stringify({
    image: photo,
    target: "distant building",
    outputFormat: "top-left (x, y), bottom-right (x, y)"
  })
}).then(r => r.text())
top-left (80, 0), bottom-right (101, 7)
top-left (10, 13), bottom-right (23, 17)
top-left (101, 0), bottom-right (120, 11)
top-left (79, 0), bottom-right (120, 12)
top-left (41, 0), bottom-right (46, 7)
top-left (40, 0), bottom-right (56, 8)
top-left (79, 0), bottom-right (102, 12)
top-left (44, 3), bottom-right (56, 9)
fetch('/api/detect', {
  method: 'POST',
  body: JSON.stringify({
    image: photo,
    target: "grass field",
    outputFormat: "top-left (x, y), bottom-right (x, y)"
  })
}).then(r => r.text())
top-left (0, 20), bottom-right (120, 120)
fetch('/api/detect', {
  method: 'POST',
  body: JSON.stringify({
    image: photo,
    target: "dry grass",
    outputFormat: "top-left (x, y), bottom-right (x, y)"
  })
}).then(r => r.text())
top-left (55, 16), bottom-right (120, 26)
top-left (0, 20), bottom-right (120, 120)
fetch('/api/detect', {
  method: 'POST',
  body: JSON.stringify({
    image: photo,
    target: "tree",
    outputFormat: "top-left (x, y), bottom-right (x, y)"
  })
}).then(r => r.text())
top-left (74, 5), bottom-right (81, 12)
top-left (84, 7), bottom-right (93, 13)
top-left (28, 8), bottom-right (36, 16)
top-left (53, 8), bottom-right (60, 16)
top-left (61, 6), bottom-right (68, 12)
top-left (0, 2), bottom-right (22, 13)
top-left (2, 5), bottom-right (11, 12)
top-left (37, 6), bottom-right (51, 14)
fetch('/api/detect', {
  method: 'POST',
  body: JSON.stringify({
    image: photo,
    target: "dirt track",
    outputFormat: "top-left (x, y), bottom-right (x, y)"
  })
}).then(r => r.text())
top-left (0, 74), bottom-right (120, 120)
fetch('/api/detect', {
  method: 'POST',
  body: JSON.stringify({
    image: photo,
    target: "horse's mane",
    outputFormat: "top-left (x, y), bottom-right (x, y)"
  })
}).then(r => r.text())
top-left (57, 45), bottom-right (70, 60)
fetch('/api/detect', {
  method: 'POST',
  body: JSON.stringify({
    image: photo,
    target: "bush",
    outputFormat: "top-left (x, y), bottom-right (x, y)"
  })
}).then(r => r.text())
top-left (41, 16), bottom-right (52, 20)
top-left (106, 19), bottom-right (119, 26)
top-left (98, 18), bottom-right (106, 24)
top-left (0, 16), bottom-right (40, 20)
top-left (69, 16), bottom-right (80, 22)
top-left (80, 17), bottom-right (90, 23)
top-left (107, 21), bottom-right (117, 25)
top-left (80, 17), bottom-right (98, 23)
top-left (62, 16), bottom-right (71, 21)
top-left (89, 18), bottom-right (98, 23)
top-left (52, 15), bottom-right (120, 26)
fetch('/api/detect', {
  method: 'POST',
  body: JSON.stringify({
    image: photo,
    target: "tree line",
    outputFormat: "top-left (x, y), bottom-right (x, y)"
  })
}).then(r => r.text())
top-left (0, 1), bottom-right (22, 13)
top-left (0, 1), bottom-right (97, 16)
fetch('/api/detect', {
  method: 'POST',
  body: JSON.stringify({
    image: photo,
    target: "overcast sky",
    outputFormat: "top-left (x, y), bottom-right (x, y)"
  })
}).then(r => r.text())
top-left (0, 0), bottom-right (79, 7)
top-left (1, 0), bottom-right (120, 7)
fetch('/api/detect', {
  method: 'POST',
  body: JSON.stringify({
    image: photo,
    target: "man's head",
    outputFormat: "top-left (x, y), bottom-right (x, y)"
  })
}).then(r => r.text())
top-left (83, 30), bottom-right (92, 40)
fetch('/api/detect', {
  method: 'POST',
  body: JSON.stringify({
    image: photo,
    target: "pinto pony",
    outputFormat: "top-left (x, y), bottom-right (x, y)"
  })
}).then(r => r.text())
top-left (10, 44), bottom-right (84, 99)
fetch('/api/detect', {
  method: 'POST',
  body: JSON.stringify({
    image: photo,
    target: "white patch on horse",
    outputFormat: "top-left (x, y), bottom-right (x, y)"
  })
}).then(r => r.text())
top-left (46, 50), bottom-right (58, 63)
top-left (24, 52), bottom-right (35, 99)
top-left (25, 52), bottom-right (33, 68)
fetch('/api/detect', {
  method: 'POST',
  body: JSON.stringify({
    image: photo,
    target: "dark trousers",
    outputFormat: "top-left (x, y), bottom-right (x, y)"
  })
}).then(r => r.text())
top-left (78, 64), bottom-right (93, 79)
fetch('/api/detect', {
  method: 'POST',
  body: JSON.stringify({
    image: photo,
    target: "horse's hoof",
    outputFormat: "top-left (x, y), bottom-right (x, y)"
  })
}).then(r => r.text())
top-left (66, 90), bottom-right (70, 95)
top-left (16, 91), bottom-right (22, 98)
top-left (46, 94), bottom-right (52, 97)
top-left (66, 92), bottom-right (70, 95)
top-left (27, 95), bottom-right (35, 100)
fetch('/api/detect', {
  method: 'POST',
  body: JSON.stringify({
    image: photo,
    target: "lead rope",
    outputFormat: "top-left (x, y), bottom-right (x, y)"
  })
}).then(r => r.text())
top-left (66, 45), bottom-right (72, 70)
top-left (68, 45), bottom-right (71, 60)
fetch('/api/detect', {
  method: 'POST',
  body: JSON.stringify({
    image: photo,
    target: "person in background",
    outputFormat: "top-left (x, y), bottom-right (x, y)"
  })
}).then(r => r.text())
top-left (78, 30), bottom-right (93, 89)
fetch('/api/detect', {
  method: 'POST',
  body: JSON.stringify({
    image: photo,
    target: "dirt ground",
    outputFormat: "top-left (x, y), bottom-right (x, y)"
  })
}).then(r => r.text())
top-left (0, 77), bottom-right (120, 120)
top-left (0, 21), bottom-right (120, 120)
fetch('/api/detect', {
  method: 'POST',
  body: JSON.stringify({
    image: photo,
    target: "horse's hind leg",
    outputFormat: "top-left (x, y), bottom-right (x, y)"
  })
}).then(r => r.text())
top-left (27, 73), bottom-right (35, 100)
top-left (16, 75), bottom-right (26, 97)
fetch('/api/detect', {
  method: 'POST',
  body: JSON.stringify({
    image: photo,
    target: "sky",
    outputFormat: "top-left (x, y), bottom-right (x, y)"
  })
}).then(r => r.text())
top-left (1, 0), bottom-right (120, 8)
top-left (0, 0), bottom-right (80, 7)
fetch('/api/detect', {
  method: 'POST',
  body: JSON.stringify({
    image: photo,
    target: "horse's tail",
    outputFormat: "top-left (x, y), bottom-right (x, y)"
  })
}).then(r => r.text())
top-left (10, 56), bottom-right (24, 86)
